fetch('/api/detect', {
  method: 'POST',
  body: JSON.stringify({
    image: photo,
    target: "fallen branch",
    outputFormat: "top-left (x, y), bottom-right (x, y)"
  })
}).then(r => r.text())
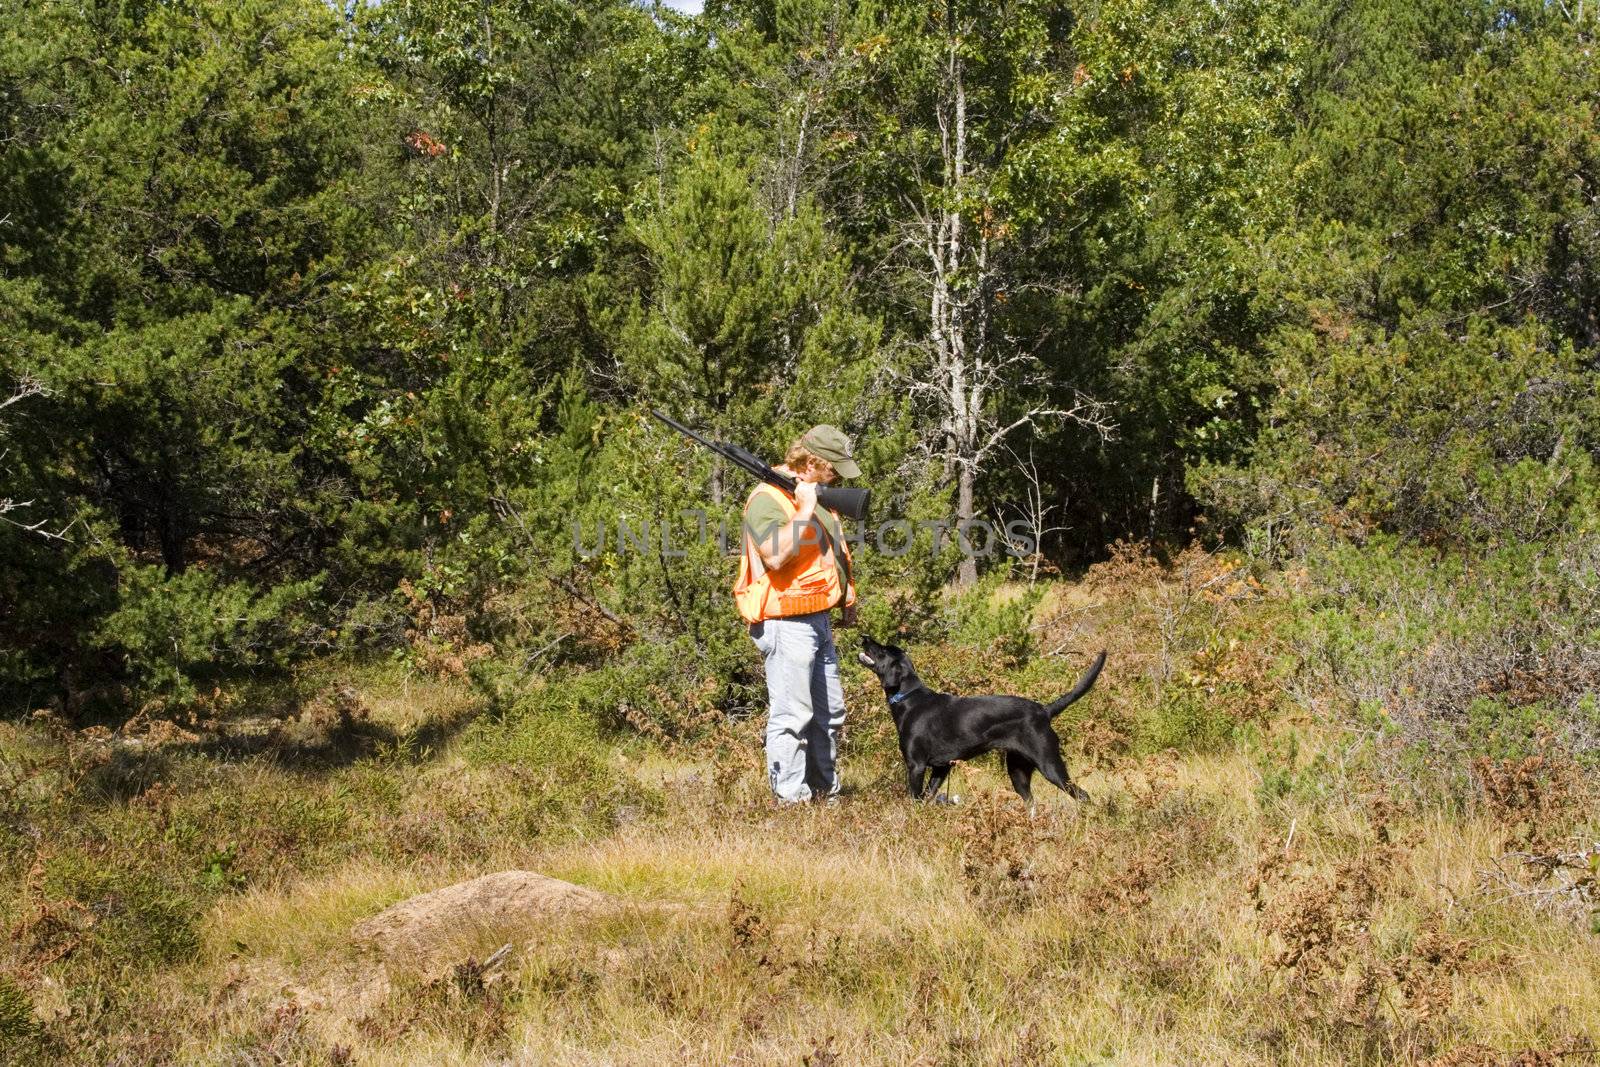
top-left (1478, 841), bottom-right (1599, 925)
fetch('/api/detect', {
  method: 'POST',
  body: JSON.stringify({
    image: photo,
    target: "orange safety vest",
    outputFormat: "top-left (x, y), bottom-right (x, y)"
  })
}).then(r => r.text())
top-left (733, 483), bottom-right (857, 624)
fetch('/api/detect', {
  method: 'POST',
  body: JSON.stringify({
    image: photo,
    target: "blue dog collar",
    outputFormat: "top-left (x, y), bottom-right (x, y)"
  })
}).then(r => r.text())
top-left (888, 688), bottom-right (920, 705)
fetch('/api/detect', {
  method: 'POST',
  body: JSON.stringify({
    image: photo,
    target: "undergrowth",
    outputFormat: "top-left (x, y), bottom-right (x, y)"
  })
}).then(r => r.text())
top-left (1, 551), bottom-right (1596, 1065)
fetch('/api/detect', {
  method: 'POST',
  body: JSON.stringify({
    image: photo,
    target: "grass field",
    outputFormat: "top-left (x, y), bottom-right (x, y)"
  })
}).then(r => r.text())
top-left (3, 555), bottom-right (1596, 1065)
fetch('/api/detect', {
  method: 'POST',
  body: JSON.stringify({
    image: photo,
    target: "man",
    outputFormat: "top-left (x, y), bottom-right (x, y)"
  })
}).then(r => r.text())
top-left (733, 425), bottom-right (861, 805)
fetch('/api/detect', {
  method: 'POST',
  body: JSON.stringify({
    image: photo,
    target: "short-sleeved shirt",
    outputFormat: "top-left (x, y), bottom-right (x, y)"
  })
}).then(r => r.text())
top-left (743, 488), bottom-right (846, 565)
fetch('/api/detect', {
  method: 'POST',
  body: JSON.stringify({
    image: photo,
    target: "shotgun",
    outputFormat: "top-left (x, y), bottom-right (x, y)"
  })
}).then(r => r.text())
top-left (650, 410), bottom-right (871, 521)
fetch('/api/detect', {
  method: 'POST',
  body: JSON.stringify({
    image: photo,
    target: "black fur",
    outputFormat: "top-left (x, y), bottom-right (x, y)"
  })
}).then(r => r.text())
top-left (856, 635), bottom-right (1106, 805)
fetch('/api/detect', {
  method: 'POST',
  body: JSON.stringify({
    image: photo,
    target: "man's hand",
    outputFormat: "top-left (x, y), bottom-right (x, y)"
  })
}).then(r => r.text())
top-left (839, 602), bottom-right (858, 628)
top-left (793, 478), bottom-right (818, 519)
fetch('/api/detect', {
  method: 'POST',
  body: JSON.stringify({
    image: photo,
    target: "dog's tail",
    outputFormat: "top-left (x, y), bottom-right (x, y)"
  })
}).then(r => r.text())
top-left (1045, 650), bottom-right (1107, 718)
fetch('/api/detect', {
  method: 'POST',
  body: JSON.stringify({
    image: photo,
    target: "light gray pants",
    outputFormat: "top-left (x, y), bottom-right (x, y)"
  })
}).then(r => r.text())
top-left (749, 611), bottom-right (846, 803)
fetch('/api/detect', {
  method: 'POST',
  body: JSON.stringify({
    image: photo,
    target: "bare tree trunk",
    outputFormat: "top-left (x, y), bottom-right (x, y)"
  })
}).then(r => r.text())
top-left (939, 34), bottom-right (981, 586)
top-left (785, 98), bottom-right (812, 221)
top-left (957, 461), bottom-right (978, 585)
top-left (482, 9), bottom-right (502, 259)
top-left (908, 15), bottom-right (1113, 587)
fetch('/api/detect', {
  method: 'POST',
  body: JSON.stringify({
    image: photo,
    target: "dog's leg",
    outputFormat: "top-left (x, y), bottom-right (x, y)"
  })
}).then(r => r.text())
top-left (906, 761), bottom-right (929, 798)
top-left (1026, 726), bottom-right (1091, 805)
top-left (1004, 753), bottom-right (1036, 806)
top-left (925, 764), bottom-right (953, 801)
top-left (1038, 752), bottom-right (1091, 804)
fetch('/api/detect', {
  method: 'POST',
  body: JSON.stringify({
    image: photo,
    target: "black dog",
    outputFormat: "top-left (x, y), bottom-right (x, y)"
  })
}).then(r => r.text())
top-left (857, 635), bottom-right (1106, 806)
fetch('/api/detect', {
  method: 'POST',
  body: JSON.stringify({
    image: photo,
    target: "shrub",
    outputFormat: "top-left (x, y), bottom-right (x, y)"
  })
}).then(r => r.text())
top-left (941, 567), bottom-right (1045, 669)
top-left (1139, 686), bottom-right (1237, 753)
top-left (1192, 319), bottom-right (1600, 556)
top-left (1287, 535), bottom-right (1600, 793)
top-left (91, 564), bottom-right (323, 710)
top-left (0, 972), bottom-right (38, 1044)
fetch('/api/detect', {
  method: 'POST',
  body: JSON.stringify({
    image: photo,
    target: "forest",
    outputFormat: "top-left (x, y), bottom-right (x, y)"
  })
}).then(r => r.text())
top-left (1, 0), bottom-right (1598, 1062)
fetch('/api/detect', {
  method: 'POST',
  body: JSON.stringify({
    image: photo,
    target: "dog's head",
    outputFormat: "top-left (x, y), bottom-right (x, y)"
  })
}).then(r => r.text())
top-left (857, 634), bottom-right (916, 692)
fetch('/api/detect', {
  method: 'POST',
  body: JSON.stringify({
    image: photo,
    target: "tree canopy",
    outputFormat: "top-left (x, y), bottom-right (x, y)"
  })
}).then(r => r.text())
top-left (3, 0), bottom-right (1597, 714)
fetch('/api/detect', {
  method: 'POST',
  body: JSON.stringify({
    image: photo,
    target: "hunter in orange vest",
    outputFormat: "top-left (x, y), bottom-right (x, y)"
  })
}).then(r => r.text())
top-left (737, 425), bottom-right (860, 804)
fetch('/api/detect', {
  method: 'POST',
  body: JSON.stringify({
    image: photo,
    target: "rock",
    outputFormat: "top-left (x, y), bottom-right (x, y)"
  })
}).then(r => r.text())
top-left (351, 871), bottom-right (624, 962)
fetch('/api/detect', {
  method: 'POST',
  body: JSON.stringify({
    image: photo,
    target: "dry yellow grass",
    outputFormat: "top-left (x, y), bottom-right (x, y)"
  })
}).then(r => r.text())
top-left (163, 740), bottom-right (1598, 1066)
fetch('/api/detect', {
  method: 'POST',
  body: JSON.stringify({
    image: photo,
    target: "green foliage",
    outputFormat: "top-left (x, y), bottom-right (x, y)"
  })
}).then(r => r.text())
top-left (92, 565), bottom-right (322, 705)
top-left (615, 146), bottom-right (869, 436)
top-left (941, 568), bottom-right (1045, 668)
top-left (1139, 687), bottom-right (1238, 754)
top-left (0, 0), bottom-right (703, 715)
top-left (1194, 319), bottom-right (1600, 554)
top-left (1287, 534), bottom-right (1600, 786)
top-left (0, 0), bottom-right (387, 707)
top-left (0, 972), bottom-right (38, 1044)
top-left (1190, 0), bottom-right (1600, 558)
top-left (940, 0), bottom-right (1305, 553)
top-left (1462, 697), bottom-right (1567, 764)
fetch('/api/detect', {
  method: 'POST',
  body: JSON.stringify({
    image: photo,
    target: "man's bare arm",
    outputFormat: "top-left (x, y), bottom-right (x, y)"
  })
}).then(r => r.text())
top-left (757, 516), bottom-right (823, 571)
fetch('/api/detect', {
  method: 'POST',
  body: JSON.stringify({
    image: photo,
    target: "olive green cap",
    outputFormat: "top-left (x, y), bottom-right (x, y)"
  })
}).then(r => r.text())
top-left (801, 424), bottom-right (860, 478)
